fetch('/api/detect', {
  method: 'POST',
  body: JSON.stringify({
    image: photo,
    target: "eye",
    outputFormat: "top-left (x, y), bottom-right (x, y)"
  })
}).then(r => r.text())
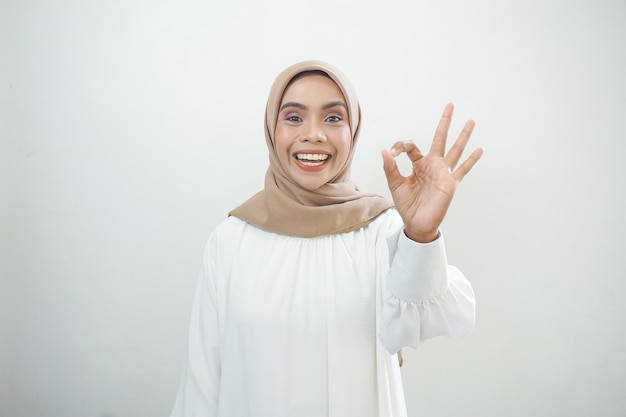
top-left (284, 114), bottom-right (302, 123)
top-left (325, 115), bottom-right (342, 123)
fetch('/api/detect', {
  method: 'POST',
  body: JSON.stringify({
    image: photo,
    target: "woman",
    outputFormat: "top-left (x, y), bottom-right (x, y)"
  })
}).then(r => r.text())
top-left (170, 60), bottom-right (483, 417)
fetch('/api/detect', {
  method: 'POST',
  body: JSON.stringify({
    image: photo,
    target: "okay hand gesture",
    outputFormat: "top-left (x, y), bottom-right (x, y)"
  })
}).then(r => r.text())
top-left (381, 103), bottom-right (484, 243)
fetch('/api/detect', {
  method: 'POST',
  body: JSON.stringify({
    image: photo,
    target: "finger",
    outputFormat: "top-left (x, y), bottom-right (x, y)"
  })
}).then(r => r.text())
top-left (389, 140), bottom-right (424, 162)
top-left (430, 102), bottom-right (454, 156)
top-left (445, 119), bottom-right (476, 170)
top-left (381, 149), bottom-right (403, 189)
top-left (452, 147), bottom-right (484, 182)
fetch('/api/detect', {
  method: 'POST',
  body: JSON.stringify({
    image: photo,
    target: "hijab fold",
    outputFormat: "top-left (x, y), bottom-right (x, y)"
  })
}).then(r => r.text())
top-left (229, 60), bottom-right (393, 238)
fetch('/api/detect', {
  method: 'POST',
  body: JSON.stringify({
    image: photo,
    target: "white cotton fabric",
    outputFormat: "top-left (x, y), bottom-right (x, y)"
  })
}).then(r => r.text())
top-left (170, 209), bottom-right (475, 417)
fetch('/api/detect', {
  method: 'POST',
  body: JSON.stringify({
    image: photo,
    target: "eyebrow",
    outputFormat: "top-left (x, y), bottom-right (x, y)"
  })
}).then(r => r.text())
top-left (323, 101), bottom-right (347, 110)
top-left (279, 101), bottom-right (347, 111)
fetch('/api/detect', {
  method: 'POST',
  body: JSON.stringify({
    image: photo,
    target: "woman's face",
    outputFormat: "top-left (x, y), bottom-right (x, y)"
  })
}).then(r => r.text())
top-left (274, 74), bottom-right (352, 191)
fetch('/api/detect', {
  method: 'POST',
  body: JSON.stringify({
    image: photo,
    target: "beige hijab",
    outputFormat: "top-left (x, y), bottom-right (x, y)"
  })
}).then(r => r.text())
top-left (229, 60), bottom-right (393, 238)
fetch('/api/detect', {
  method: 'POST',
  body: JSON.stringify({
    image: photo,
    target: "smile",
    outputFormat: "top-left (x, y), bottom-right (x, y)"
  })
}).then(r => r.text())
top-left (295, 153), bottom-right (330, 167)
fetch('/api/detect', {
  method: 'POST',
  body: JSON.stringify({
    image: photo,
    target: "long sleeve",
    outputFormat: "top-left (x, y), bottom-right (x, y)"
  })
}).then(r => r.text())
top-left (170, 239), bottom-right (221, 417)
top-left (169, 213), bottom-right (474, 416)
top-left (378, 230), bottom-right (476, 354)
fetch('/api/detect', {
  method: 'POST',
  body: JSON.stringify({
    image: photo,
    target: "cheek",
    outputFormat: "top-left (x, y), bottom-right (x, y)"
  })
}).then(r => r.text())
top-left (335, 128), bottom-right (353, 160)
top-left (273, 126), bottom-right (290, 155)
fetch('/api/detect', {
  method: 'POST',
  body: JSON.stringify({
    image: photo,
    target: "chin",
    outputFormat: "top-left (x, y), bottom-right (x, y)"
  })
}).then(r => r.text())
top-left (287, 171), bottom-right (330, 191)
top-left (295, 178), bottom-right (329, 191)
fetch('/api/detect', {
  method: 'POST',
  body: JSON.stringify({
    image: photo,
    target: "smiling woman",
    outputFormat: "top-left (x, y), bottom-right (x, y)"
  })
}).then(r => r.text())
top-left (274, 73), bottom-right (352, 191)
top-left (169, 60), bottom-right (483, 417)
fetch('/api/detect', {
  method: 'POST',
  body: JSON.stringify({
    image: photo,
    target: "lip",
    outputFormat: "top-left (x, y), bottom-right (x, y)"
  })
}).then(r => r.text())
top-left (292, 151), bottom-right (331, 171)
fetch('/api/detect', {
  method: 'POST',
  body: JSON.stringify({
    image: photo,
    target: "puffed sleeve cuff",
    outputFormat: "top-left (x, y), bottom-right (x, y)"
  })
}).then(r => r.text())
top-left (386, 230), bottom-right (449, 303)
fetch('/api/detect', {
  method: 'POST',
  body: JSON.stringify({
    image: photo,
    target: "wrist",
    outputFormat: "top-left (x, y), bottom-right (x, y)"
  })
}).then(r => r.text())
top-left (404, 229), bottom-right (440, 243)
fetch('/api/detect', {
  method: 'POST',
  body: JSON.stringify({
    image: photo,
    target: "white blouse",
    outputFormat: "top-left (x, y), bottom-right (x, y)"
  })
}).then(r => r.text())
top-left (170, 209), bottom-right (475, 417)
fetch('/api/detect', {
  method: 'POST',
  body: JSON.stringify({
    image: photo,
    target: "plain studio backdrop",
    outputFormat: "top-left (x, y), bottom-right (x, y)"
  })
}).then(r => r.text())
top-left (2, 0), bottom-right (625, 416)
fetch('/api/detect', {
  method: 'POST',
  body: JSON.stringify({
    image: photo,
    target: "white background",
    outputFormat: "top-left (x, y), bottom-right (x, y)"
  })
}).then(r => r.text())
top-left (2, 0), bottom-right (625, 416)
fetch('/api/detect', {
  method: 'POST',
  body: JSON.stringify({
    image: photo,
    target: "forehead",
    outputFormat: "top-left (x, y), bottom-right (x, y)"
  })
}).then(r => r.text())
top-left (280, 74), bottom-right (346, 104)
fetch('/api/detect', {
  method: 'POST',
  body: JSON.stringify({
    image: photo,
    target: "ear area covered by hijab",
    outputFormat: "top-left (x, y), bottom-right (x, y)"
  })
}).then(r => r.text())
top-left (229, 60), bottom-right (393, 238)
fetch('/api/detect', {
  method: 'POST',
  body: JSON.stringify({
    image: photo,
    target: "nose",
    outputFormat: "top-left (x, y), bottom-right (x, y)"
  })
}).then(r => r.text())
top-left (301, 120), bottom-right (327, 143)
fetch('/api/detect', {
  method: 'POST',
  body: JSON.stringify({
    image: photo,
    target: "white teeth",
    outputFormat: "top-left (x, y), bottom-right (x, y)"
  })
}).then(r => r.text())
top-left (296, 153), bottom-right (329, 161)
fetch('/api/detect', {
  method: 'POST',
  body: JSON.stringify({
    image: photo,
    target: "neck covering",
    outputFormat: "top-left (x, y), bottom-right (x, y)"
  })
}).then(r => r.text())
top-left (229, 60), bottom-right (393, 238)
